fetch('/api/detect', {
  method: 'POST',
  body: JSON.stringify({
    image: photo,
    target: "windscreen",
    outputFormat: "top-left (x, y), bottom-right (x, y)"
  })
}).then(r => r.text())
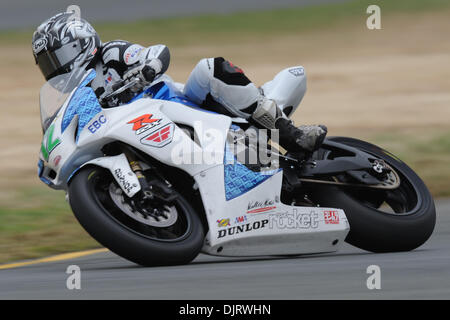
top-left (39, 67), bottom-right (94, 131)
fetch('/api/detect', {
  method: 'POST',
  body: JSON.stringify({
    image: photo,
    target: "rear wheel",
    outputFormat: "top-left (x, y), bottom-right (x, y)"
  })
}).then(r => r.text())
top-left (309, 137), bottom-right (436, 252)
top-left (68, 166), bottom-right (204, 266)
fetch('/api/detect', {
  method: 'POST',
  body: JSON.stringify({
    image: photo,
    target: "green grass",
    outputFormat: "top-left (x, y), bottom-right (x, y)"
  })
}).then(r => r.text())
top-left (0, 187), bottom-right (98, 264)
top-left (368, 129), bottom-right (450, 198)
top-left (2, 0), bottom-right (450, 46)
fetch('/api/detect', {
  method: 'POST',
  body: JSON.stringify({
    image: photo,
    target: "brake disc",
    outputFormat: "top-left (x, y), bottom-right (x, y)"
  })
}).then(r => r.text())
top-left (108, 183), bottom-right (178, 227)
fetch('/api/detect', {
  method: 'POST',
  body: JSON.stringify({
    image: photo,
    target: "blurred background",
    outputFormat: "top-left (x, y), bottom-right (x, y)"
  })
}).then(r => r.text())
top-left (0, 0), bottom-right (448, 264)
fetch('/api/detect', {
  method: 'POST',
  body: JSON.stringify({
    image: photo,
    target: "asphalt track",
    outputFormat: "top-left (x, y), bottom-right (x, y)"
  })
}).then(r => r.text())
top-left (0, 199), bottom-right (449, 300)
top-left (0, 0), bottom-right (349, 30)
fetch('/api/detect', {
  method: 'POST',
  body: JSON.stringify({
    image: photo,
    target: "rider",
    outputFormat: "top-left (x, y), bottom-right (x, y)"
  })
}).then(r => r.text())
top-left (32, 12), bottom-right (327, 153)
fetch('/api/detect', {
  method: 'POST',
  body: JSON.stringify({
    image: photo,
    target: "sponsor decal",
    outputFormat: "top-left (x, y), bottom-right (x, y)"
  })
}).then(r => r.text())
top-left (127, 114), bottom-right (162, 135)
top-left (33, 38), bottom-right (47, 54)
top-left (124, 45), bottom-right (143, 64)
top-left (114, 168), bottom-right (135, 194)
top-left (225, 61), bottom-right (244, 74)
top-left (88, 115), bottom-right (107, 133)
top-left (217, 219), bottom-right (230, 228)
top-left (324, 210), bottom-right (340, 224)
top-left (218, 219), bottom-right (269, 238)
top-left (235, 215), bottom-right (247, 224)
top-left (247, 199), bottom-right (277, 214)
top-left (269, 210), bottom-right (319, 229)
top-left (288, 67), bottom-right (305, 77)
top-left (140, 123), bottom-right (175, 148)
top-left (41, 124), bottom-right (61, 162)
top-left (104, 71), bottom-right (113, 84)
top-left (53, 155), bottom-right (62, 167)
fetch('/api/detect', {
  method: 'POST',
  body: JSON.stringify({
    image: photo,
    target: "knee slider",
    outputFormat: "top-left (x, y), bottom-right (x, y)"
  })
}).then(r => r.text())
top-left (213, 57), bottom-right (251, 86)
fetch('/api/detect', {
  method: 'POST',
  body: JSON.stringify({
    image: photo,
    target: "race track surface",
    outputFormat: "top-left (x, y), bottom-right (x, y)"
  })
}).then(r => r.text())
top-left (0, 199), bottom-right (449, 299)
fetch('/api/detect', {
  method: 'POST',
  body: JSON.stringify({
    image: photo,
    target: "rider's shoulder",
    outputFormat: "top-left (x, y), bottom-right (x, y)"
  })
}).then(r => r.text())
top-left (101, 40), bottom-right (133, 52)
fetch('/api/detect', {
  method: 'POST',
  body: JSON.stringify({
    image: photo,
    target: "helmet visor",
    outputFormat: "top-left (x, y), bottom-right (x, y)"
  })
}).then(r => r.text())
top-left (36, 40), bottom-right (83, 80)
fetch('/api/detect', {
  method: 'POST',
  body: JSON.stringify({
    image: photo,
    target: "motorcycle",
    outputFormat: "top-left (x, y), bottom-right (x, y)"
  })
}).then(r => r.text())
top-left (37, 65), bottom-right (436, 266)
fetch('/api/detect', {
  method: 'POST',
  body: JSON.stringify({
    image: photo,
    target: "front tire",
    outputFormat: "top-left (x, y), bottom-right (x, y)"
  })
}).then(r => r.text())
top-left (68, 166), bottom-right (204, 266)
top-left (310, 137), bottom-right (436, 253)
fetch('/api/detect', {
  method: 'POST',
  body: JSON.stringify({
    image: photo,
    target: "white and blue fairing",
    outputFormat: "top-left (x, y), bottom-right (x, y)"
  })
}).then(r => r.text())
top-left (60, 71), bottom-right (101, 142)
top-left (38, 69), bottom-right (281, 201)
top-left (37, 67), bottom-right (349, 257)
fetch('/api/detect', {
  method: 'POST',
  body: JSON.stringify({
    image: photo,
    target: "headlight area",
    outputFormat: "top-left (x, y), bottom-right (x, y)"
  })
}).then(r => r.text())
top-left (38, 159), bottom-right (57, 187)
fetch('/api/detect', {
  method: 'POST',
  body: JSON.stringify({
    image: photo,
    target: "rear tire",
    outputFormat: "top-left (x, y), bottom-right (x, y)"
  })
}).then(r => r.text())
top-left (310, 137), bottom-right (436, 253)
top-left (68, 166), bottom-right (204, 266)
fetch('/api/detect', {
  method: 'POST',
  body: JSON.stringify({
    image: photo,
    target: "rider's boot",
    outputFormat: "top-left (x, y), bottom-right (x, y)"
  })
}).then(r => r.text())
top-left (251, 97), bottom-right (327, 153)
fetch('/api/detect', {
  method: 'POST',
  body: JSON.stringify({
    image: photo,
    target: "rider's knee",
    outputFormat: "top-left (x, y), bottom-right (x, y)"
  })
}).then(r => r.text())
top-left (192, 58), bottom-right (215, 80)
top-left (212, 57), bottom-right (251, 86)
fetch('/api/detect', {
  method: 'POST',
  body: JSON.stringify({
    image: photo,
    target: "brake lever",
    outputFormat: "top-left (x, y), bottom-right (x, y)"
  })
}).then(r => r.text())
top-left (100, 77), bottom-right (141, 105)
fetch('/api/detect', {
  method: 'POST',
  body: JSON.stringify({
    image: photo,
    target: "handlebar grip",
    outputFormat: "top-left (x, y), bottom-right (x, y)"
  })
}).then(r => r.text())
top-left (142, 66), bottom-right (156, 82)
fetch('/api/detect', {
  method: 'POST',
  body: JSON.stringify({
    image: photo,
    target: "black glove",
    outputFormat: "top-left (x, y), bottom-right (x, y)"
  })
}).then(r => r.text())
top-left (123, 63), bottom-right (156, 93)
top-left (141, 65), bottom-right (156, 83)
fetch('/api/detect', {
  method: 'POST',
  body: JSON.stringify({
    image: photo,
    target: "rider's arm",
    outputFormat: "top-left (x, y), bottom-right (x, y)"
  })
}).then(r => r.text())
top-left (101, 40), bottom-right (171, 78)
top-left (135, 44), bottom-right (170, 76)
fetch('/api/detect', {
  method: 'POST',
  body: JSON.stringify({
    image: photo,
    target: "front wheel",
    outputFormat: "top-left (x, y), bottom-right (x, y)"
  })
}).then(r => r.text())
top-left (309, 137), bottom-right (436, 253)
top-left (68, 166), bottom-right (204, 266)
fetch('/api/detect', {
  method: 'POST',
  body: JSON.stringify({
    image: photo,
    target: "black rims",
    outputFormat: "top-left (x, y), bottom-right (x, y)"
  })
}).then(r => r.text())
top-left (69, 166), bottom-right (204, 266)
top-left (309, 137), bottom-right (436, 252)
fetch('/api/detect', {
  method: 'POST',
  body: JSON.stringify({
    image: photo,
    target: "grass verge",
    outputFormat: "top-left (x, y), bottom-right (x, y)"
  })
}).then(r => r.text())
top-left (0, 188), bottom-right (98, 264)
top-left (367, 129), bottom-right (450, 198)
top-left (1, 0), bottom-right (449, 45)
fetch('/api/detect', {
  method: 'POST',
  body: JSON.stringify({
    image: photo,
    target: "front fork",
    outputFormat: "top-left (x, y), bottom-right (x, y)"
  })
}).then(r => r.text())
top-left (122, 147), bottom-right (153, 200)
top-left (121, 145), bottom-right (177, 202)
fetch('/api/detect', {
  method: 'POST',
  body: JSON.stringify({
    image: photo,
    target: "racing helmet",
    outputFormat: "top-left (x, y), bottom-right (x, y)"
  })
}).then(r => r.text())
top-left (32, 12), bottom-right (101, 81)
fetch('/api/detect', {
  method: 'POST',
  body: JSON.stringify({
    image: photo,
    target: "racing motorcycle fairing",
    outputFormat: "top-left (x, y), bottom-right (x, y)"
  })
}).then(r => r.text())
top-left (38, 69), bottom-right (231, 188)
top-left (38, 68), bottom-right (349, 258)
top-left (196, 165), bottom-right (349, 256)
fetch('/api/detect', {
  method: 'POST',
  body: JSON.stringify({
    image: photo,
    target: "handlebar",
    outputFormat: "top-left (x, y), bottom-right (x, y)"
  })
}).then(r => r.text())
top-left (100, 77), bottom-right (141, 106)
